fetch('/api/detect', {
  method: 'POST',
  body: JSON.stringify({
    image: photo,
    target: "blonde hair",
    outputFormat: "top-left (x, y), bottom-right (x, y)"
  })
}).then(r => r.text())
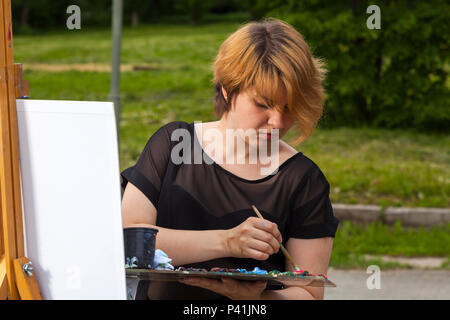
top-left (212, 18), bottom-right (327, 146)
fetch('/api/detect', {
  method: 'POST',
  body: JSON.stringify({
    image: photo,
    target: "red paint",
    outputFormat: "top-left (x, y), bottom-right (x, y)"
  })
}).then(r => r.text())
top-left (294, 270), bottom-right (306, 273)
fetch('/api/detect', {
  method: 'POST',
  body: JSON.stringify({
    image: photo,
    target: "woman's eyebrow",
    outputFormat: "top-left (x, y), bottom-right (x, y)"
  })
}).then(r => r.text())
top-left (253, 98), bottom-right (288, 108)
top-left (253, 98), bottom-right (265, 105)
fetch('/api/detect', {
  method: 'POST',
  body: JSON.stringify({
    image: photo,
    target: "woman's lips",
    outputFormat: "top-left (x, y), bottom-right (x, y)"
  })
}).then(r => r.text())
top-left (258, 129), bottom-right (279, 139)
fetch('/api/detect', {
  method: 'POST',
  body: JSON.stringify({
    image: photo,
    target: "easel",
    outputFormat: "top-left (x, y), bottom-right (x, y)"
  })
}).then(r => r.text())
top-left (0, 0), bottom-right (42, 300)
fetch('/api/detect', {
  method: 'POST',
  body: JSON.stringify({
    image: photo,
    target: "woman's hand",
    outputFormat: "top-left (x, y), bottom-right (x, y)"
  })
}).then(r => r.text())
top-left (180, 277), bottom-right (267, 300)
top-left (222, 217), bottom-right (282, 260)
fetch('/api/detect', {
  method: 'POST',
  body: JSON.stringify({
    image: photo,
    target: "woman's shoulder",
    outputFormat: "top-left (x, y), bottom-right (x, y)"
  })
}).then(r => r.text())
top-left (279, 141), bottom-right (309, 168)
top-left (280, 145), bottom-right (328, 182)
top-left (159, 120), bottom-right (191, 133)
top-left (149, 121), bottom-right (192, 142)
top-left (140, 121), bottom-right (192, 151)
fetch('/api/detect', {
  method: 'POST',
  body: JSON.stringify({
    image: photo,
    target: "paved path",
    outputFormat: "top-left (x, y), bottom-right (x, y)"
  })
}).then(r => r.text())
top-left (324, 269), bottom-right (450, 300)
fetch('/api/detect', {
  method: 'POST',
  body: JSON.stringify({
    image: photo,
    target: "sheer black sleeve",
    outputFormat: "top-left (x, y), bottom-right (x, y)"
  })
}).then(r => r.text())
top-left (120, 124), bottom-right (172, 210)
top-left (286, 164), bottom-right (339, 239)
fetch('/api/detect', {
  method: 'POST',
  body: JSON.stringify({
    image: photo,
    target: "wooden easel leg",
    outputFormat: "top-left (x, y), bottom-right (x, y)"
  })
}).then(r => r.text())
top-left (14, 63), bottom-right (29, 98)
top-left (0, 0), bottom-right (21, 300)
top-left (0, 255), bottom-right (8, 299)
top-left (13, 257), bottom-right (42, 300)
top-left (1, 0), bottom-right (37, 300)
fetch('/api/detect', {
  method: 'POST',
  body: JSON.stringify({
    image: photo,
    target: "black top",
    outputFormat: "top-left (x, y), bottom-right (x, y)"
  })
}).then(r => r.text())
top-left (120, 121), bottom-right (339, 300)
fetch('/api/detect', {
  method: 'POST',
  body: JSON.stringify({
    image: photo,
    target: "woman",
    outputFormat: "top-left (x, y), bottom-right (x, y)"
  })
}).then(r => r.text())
top-left (121, 18), bottom-right (339, 300)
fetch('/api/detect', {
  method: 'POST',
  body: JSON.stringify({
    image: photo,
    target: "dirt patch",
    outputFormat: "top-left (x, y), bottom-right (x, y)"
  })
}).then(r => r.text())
top-left (23, 63), bottom-right (158, 72)
top-left (365, 255), bottom-right (446, 269)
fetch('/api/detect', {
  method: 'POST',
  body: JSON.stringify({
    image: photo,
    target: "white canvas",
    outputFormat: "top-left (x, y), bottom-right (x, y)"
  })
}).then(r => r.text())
top-left (16, 99), bottom-right (126, 300)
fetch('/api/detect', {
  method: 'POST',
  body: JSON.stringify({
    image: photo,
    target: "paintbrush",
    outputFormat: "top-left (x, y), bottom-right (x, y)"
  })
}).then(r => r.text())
top-left (251, 205), bottom-right (301, 272)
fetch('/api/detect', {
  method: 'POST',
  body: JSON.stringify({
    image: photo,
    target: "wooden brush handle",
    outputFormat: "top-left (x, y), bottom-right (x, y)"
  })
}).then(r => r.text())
top-left (251, 205), bottom-right (300, 271)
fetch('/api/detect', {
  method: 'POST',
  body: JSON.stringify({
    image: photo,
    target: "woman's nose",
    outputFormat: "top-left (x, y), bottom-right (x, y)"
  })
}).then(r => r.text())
top-left (267, 109), bottom-right (285, 130)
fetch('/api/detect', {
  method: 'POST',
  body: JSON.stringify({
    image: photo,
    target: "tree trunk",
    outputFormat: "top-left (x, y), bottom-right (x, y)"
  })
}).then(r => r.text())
top-left (351, 0), bottom-right (358, 16)
top-left (20, 0), bottom-right (30, 27)
top-left (131, 11), bottom-right (139, 27)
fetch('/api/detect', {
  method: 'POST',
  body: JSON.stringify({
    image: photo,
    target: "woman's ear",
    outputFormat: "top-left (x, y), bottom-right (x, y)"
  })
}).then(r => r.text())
top-left (221, 86), bottom-right (228, 103)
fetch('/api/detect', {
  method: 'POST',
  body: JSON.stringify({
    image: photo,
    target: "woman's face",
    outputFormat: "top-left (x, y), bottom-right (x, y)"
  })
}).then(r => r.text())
top-left (220, 86), bottom-right (295, 146)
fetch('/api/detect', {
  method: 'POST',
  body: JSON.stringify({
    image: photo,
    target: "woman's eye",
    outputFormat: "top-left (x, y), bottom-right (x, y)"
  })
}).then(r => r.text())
top-left (257, 103), bottom-right (268, 109)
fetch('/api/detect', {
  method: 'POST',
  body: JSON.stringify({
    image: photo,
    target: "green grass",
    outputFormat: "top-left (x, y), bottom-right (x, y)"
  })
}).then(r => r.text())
top-left (14, 22), bottom-right (243, 64)
top-left (329, 220), bottom-right (450, 269)
top-left (330, 253), bottom-right (414, 270)
top-left (13, 23), bottom-right (450, 208)
top-left (441, 258), bottom-right (450, 270)
top-left (291, 127), bottom-right (450, 208)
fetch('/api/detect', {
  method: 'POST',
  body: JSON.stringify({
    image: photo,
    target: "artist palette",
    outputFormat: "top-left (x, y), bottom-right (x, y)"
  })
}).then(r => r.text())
top-left (126, 269), bottom-right (336, 288)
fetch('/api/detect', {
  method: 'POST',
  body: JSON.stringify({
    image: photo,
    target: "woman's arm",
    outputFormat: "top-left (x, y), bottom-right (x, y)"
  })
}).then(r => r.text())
top-left (122, 182), bottom-right (226, 266)
top-left (122, 182), bottom-right (282, 266)
top-left (176, 237), bottom-right (335, 300)
top-left (260, 237), bottom-right (334, 300)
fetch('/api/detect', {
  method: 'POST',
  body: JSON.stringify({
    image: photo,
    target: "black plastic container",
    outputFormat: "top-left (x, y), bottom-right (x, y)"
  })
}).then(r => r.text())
top-left (123, 227), bottom-right (158, 269)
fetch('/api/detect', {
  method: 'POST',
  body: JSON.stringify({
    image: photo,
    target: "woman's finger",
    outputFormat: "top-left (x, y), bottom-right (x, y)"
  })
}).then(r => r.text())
top-left (247, 238), bottom-right (276, 256)
top-left (249, 228), bottom-right (280, 254)
top-left (181, 277), bottom-right (223, 292)
top-left (252, 218), bottom-right (282, 243)
top-left (243, 246), bottom-right (270, 260)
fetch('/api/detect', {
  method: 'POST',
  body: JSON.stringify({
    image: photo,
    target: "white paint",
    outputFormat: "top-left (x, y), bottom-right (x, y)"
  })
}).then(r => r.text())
top-left (16, 99), bottom-right (126, 299)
